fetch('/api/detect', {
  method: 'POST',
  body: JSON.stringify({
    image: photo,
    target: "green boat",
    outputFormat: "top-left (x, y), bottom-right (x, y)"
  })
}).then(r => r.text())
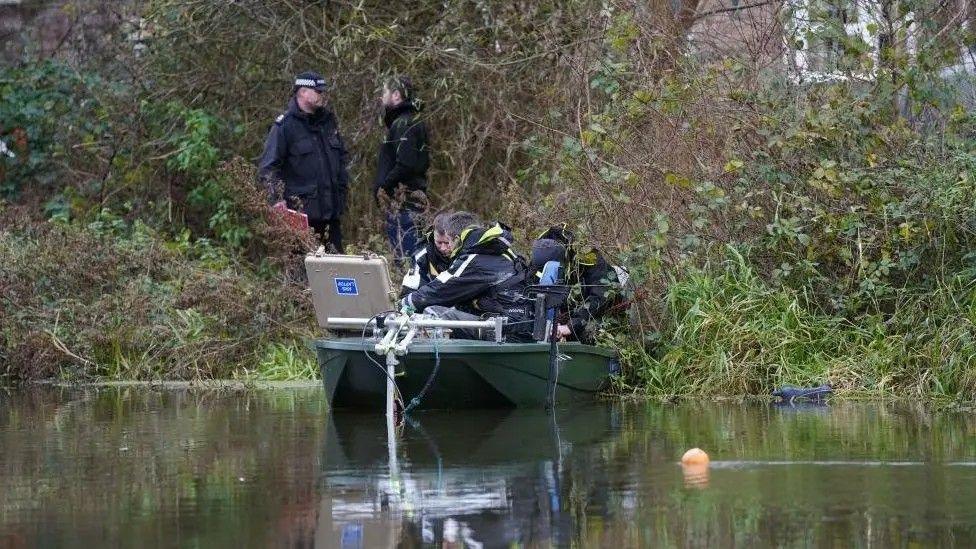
top-left (315, 337), bottom-right (617, 410)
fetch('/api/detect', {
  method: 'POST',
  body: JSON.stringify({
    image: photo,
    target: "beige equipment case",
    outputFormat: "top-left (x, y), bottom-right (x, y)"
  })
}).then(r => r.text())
top-left (305, 251), bottom-right (396, 328)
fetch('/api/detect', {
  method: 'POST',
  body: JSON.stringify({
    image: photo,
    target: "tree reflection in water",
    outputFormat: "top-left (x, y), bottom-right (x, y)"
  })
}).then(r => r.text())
top-left (3, 387), bottom-right (976, 547)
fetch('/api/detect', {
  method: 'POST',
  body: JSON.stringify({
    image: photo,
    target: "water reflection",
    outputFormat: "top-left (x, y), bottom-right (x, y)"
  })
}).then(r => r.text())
top-left (3, 387), bottom-right (976, 547)
top-left (318, 406), bottom-right (615, 547)
top-left (681, 462), bottom-right (710, 489)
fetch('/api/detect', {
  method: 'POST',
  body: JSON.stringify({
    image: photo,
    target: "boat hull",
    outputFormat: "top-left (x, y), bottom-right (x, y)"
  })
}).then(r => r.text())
top-left (314, 337), bottom-right (617, 409)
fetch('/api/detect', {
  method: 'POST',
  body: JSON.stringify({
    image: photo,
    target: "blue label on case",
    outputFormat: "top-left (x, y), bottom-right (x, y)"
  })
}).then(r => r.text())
top-left (335, 278), bottom-right (358, 296)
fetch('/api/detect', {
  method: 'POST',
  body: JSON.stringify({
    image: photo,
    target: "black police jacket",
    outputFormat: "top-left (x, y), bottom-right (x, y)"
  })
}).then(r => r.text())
top-left (401, 223), bottom-right (528, 318)
top-left (258, 98), bottom-right (350, 221)
top-left (536, 226), bottom-right (623, 343)
top-left (374, 101), bottom-right (429, 208)
top-left (564, 251), bottom-right (622, 338)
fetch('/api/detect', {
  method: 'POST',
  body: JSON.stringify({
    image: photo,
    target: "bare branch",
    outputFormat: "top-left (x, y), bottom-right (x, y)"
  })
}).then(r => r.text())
top-left (694, 0), bottom-right (781, 21)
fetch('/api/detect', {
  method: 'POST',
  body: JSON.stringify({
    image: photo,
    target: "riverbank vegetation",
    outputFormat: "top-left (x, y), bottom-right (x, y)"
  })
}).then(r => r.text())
top-left (3, 1), bottom-right (976, 399)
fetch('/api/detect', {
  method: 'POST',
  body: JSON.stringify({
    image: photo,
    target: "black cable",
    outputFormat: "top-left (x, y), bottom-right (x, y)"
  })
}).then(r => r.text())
top-left (361, 311), bottom-right (405, 407)
top-left (403, 330), bottom-right (441, 414)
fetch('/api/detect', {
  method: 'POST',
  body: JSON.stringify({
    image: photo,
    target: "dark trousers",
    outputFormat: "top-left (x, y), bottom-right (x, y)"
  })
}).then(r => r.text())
top-left (386, 209), bottom-right (420, 263)
top-left (311, 218), bottom-right (343, 253)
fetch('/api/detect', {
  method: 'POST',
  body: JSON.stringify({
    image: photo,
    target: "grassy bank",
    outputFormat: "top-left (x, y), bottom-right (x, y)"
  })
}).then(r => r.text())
top-left (607, 249), bottom-right (976, 399)
top-left (0, 203), bottom-right (319, 382)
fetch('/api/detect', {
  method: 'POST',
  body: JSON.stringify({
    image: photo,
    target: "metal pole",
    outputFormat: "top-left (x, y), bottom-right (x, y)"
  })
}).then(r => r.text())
top-left (400, 318), bottom-right (504, 329)
top-left (385, 349), bottom-right (401, 512)
top-left (385, 350), bottom-right (399, 449)
top-left (327, 316), bottom-right (505, 332)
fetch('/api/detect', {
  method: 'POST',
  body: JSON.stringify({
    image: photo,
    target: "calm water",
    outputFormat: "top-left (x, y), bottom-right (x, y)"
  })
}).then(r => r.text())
top-left (2, 386), bottom-right (976, 547)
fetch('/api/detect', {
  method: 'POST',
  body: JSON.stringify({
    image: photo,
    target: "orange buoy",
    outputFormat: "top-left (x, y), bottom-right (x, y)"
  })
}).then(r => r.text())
top-left (681, 447), bottom-right (710, 465)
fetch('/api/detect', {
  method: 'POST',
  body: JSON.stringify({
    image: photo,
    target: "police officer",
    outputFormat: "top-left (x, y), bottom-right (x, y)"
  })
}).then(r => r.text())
top-left (531, 227), bottom-right (626, 344)
top-left (402, 214), bottom-right (534, 341)
top-left (374, 75), bottom-right (430, 261)
top-left (259, 71), bottom-right (350, 252)
top-left (399, 210), bottom-right (458, 298)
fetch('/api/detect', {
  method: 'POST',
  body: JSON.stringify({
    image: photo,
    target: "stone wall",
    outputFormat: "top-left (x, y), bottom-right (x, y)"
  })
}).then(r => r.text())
top-left (0, 0), bottom-right (140, 64)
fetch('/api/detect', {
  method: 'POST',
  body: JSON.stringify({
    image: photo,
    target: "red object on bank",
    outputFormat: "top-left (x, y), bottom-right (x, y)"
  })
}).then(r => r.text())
top-left (271, 201), bottom-right (309, 230)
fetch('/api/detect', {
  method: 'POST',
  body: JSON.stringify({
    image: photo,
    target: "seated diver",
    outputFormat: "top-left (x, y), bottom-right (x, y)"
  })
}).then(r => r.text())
top-left (530, 226), bottom-right (627, 344)
top-left (399, 212), bottom-right (532, 341)
top-left (400, 210), bottom-right (457, 298)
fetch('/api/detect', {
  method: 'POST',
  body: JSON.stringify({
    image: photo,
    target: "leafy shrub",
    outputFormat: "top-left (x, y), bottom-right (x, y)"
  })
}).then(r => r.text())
top-left (0, 171), bottom-right (317, 381)
top-left (0, 61), bottom-right (116, 200)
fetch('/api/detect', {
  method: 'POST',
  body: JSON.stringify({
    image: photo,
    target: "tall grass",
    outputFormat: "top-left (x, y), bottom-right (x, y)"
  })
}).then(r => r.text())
top-left (0, 205), bottom-right (317, 382)
top-left (243, 343), bottom-right (319, 381)
top-left (617, 248), bottom-right (976, 399)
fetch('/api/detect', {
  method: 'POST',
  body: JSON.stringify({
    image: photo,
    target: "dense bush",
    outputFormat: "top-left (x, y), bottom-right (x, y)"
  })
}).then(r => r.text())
top-left (494, 2), bottom-right (976, 398)
top-left (1, 161), bottom-right (317, 381)
top-left (0, 61), bottom-right (118, 202)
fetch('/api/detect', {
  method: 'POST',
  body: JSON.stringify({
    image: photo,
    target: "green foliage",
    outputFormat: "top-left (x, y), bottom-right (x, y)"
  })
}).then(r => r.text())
top-left (147, 101), bottom-right (254, 248)
top-left (0, 206), bottom-right (316, 382)
top-left (611, 243), bottom-right (976, 399)
top-left (186, 178), bottom-right (253, 249)
top-left (0, 61), bottom-right (115, 198)
top-left (161, 102), bottom-right (221, 178)
top-left (245, 343), bottom-right (320, 381)
top-left (502, 3), bottom-right (976, 399)
top-left (632, 249), bottom-right (868, 395)
top-left (734, 89), bottom-right (976, 314)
